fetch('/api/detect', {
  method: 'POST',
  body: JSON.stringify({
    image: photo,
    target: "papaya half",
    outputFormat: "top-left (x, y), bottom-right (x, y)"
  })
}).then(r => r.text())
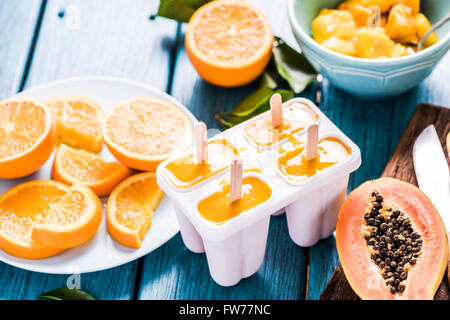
top-left (336, 177), bottom-right (448, 300)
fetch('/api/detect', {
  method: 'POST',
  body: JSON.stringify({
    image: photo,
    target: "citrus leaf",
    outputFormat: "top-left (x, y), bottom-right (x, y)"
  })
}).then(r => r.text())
top-left (37, 288), bottom-right (96, 300)
top-left (157, 0), bottom-right (211, 22)
top-left (230, 86), bottom-right (274, 117)
top-left (216, 89), bottom-right (294, 128)
top-left (257, 72), bottom-right (277, 89)
top-left (272, 37), bottom-right (318, 94)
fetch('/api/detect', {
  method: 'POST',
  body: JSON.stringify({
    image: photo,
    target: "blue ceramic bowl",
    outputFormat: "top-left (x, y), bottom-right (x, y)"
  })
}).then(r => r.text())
top-left (288, 0), bottom-right (450, 99)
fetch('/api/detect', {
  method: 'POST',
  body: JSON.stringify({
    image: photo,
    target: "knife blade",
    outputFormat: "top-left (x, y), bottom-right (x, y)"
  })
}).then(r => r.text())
top-left (413, 124), bottom-right (450, 229)
top-left (413, 124), bottom-right (450, 288)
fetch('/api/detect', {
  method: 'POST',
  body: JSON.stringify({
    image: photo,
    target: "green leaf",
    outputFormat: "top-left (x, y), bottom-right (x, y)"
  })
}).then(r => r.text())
top-left (256, 72), bottom-right (277, 89)
top-left (157, 0), bottom-right (211, 22)
top-left (216, 89), bottom-right (294, 128)
top-left (37, 288), bottom-right (96, 300)
top-left (230, 86), bottom-right (274, 117)
top-left (272, 37), bottom-right (318, 94)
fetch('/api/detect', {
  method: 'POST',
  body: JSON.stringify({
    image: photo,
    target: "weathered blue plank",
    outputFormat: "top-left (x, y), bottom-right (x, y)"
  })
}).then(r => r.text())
top-left (307, 52), bottom-right (450, 300)
top-left (0, 0), bottom-right (42, 97)
top-left (138, 0), bottom-right (313, 300)
top-left (0, 0), bottom-right (178, 300)
top-left (139, 215), bottom-right (307, 299)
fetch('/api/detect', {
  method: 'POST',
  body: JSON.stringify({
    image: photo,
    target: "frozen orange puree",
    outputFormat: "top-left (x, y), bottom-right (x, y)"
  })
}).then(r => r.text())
top-left (164, 139), bottom-right (238, 189)
top-left (197, 176), bottom-right (272, 223)
top-left (278, 137), bottom-right (350, 182)
top-left (244, 102), bottom-right (318, 147)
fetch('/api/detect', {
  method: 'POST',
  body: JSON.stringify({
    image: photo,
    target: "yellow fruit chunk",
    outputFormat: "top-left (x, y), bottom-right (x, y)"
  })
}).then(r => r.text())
top-left (0, 180), bottom-right (102, 258)
top-left (185, 0), bottom-right (273, 87)
top-left (414, 13), bottom-right (439, 48)
top-left (312, 9), bottom-right (357, 43)
top-left (0, 98), bottom-right (56, 179)
top-left (52, 144), bottom-right (133, 197)
top-left (340, 0), bottom-right (382, 27)
top-left (103, 97), bottom-right (193, 171)
top-left (360, 0), bottom-right (394, 13)
top-left (394, 0), bottom-right (420, 14)
top-left (391, 43), bottom-right (409, 57)
top-left (355, 27), bottom-right (394, 58)
top-left (32, 183), bottom-right (103, 249)
top-left (44, 95), bottom-right (104, 152)
top-left (107, 172), bottom-right (164, 248)
top-left (386, 4), bottom-right (416, 41)
top-left (321, 36), bottom-right (357, 56)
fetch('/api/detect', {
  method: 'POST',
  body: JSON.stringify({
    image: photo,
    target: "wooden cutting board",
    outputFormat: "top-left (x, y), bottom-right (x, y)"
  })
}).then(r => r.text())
top-left (320, 103), bottom-right (450, 300)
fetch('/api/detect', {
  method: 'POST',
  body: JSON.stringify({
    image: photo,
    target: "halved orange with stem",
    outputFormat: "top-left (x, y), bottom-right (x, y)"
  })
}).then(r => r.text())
top-left (44, 95), bottom-right (104, 152)
top-left (185, 0), bottom-right (274, 87)
top-left (0, 180), bottom-right (102, 258)
top-left (106, 172), bottom-right (164, 248)
top-left (103, 97), bottom-right (193, 171)
top-left (0, 98), bottom-right (56, 179)
top-left (52, 144), bottom-right (133, 197)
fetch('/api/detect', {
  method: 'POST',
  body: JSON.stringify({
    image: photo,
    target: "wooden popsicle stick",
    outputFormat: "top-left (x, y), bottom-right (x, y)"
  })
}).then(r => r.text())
top-left (230, 158), bottom-right (243, 203)
top-left (195, 122), bottom-right (207, 164)
top-left (270, 93), bottom-right (283, 128)
top-left (306, 123), bottom-right (319, 161)
top-left (201, 122), bottom-right (208, 162)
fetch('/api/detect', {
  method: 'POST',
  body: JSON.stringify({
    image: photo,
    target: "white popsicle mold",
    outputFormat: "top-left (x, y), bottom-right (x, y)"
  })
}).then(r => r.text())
top-left (156, 97), bottom-right (361, 286)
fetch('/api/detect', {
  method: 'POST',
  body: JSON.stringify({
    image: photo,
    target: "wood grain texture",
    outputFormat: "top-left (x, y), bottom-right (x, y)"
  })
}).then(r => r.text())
top-left (137, 0), bottom-right (315, 300)
top-left (0, 0), bottom-right (42, 97)
top-left (0, 0), bottom-right (178, 300)
top-left (25, 0), bottom-right (177, 88)
top-left (307, 236), bottom-right (340, 300)
top-left (320, 103), bottom-right (450, 300)
top-left (138, 215), bottom-right (307, 299)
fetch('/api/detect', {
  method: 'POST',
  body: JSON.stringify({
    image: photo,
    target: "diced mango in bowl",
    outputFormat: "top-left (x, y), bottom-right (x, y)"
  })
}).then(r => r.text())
top-left (322, 36), bottom-right (357, 56)
top-left (338, 1), bottom-right (374, 27)
top-left (312, 9), bottom-right (356, 43)
top-left (414, 13), bottom-right (439, 48)
top-left (386, 4), bottom-right (416, 41)
top-left (311, 0), bottom-right (439, 59)
top-left (355, 27), bottom-right (393, 58)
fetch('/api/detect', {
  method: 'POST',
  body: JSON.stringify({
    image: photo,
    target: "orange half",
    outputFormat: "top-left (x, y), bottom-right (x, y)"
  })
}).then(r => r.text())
top-left (0, 180), bottom-right (102, 258)
top-left (32, 183), bottom-right (103, 249)
top-left (103, 97), bottom-right (193, 171)
top-left (0, 98), bottom-right (56, 179)
top-left (185, 0), bottom-right (273, 87)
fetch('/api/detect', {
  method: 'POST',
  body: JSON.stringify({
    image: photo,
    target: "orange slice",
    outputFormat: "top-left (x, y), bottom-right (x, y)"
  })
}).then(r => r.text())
top-left (185, 0), bottom-right (273, 87)
top-left (106, 172), bottom-right (164, 248)
top-left (103, 97), bottom-right (193, 171)
top-left (0, 98), bottom-right (56, 179)
top-left (0, 180), bottom-right (102, 258)
top-left (32, 183), bottom-right (102, 249)
top-left (52, 144), bottom-right (133, 197)
top-left (44, 95), bottom-right (104, 152)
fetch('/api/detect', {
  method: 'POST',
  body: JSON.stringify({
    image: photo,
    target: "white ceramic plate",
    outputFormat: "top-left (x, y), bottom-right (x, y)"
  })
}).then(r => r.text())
top-left (0, 76), bottom-right (197, 274)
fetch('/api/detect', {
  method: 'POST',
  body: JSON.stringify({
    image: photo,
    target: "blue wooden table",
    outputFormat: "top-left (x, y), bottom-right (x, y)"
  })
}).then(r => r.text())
top-left (0, 0), bottom-right (449, 300)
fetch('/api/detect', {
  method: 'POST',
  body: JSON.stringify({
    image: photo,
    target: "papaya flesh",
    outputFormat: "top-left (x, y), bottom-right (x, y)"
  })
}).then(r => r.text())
top-left (336, 177), bottom-right (448, 300)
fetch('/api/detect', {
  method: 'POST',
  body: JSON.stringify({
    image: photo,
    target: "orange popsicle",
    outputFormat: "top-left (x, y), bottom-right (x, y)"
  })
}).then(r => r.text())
top-left (164, 139), bottom-right (239, 189)
top-left (277, 137), bottom-right (351, 182)
top-left (245, 102), bottom-right (318, 147)
top-left (197, 176), bottom-right (272, 223)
